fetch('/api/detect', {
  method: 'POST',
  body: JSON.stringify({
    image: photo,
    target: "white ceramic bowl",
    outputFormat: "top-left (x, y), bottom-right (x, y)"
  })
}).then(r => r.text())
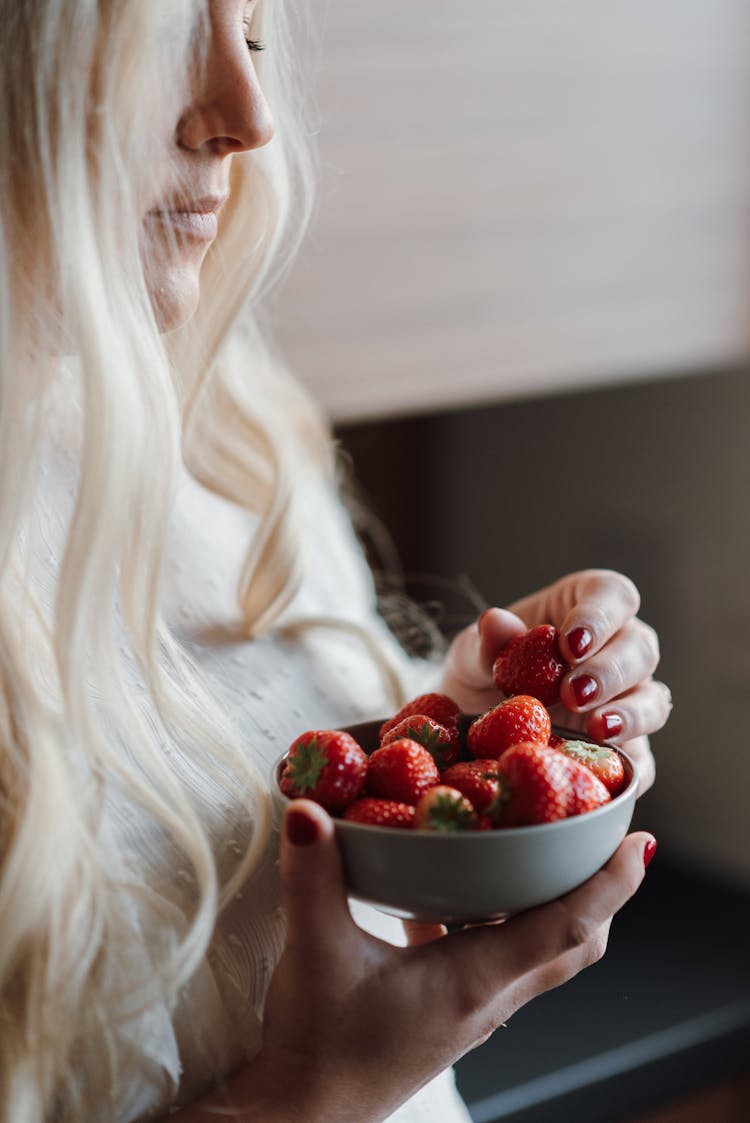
top-left (274, 719), bottom-right (638, 924)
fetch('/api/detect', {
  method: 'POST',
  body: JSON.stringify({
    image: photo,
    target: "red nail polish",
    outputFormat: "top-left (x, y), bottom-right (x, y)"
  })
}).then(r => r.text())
top-left (600, 712), bottom-right (624, 740)
top-left (567, 626), bottom-right (593, 659)
top-left (643, 838), bottom-right (657, 869)
top-left (286, 808), bottom-right (318, 846)
top-left (478, 608), bottom-right (494, 628)
top-left (571, 674), bottom-right (598, 707)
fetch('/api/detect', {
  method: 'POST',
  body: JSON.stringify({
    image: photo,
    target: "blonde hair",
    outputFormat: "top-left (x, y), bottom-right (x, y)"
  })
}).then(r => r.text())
top-left (0, 1), bottom-right (333, 1119)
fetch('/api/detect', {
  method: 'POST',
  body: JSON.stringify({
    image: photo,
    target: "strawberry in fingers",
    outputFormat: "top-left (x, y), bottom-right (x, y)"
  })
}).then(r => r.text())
top-left (492, 624), bottom-right (568, 706)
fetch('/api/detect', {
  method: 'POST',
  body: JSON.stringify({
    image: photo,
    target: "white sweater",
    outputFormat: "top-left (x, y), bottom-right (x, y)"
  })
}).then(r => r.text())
top-left (34, 402), bottom-right (472, 1123)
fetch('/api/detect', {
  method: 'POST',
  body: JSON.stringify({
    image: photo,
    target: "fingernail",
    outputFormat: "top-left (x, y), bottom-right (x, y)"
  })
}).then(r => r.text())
top-left (571, 673), bottom-right (599, 707)
top-left (600, 712), bottom-right (624, 740)
top-left (286, 808), bottom-right (318, 847)
top-left (566, 626), bottom-right (593, 659)
top-left (643, 838), bottom-right (658, 869)
top-left (478, 608), bottom-right (494, 628)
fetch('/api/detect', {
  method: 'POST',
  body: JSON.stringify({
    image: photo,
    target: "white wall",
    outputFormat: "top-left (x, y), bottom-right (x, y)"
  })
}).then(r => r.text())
top-left (275, 0), bottom-right (750, 422)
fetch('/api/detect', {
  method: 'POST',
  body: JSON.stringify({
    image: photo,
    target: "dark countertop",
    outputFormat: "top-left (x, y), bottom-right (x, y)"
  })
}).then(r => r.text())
top-left (453, 858), bottom-right (750, 1123)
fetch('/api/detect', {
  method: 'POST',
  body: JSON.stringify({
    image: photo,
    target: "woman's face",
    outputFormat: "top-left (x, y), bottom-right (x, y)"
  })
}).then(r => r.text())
top-left (141, 0), bottom-right (273, 332)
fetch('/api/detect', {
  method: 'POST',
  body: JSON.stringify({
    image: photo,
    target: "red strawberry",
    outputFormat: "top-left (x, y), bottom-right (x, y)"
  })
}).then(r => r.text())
top-left (441, 759), bottom-right (507, 822)
top-left (414, 785), bottom-right (478, 832)
top-left (343, 798), bottom-right (416, 829)
top-left (280, 730), bottom-right (367, 812)
top-left (467, 695), bottom-right (551, 760)
top-left (548, 733), bottom-right (565, 748)
top-left (556, 738), bottom-right (626, 797)
top-left (498, 742), bottom-right (611, 826)
top-left (380, 714), bottom-right (461, 771)
top-left (492, 624), bottom-right (567, 706)
top-left (366, 739), bottom-right (440, 805)
top-left (379, 692), bottom-right (460, 741)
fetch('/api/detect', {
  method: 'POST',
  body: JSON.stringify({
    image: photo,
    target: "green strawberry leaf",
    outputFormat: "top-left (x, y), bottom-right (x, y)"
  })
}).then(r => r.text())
top-left (426, 790), bottom-right (476, 832)
top-left (287, 737), bottom-right (327, 792)
top-left (406, 721), bottom-right (450, 770)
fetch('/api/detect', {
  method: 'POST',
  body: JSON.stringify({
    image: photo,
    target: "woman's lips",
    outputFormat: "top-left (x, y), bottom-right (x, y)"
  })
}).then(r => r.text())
top-left (146, 195), bottom-right (227, 241)
top-left (149, 210), bottom-right (219, 240)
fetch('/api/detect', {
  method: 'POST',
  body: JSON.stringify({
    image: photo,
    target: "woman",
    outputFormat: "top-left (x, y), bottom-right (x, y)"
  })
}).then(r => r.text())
top-left (0, 1), bottom-right (669, 1121)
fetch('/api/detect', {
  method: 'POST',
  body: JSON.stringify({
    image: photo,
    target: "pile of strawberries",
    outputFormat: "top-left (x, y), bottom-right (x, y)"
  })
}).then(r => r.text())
top-left (278, 625), bottom-right (627, 831)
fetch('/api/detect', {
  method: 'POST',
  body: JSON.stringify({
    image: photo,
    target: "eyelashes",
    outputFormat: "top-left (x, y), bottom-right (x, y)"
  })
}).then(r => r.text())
top-left (245, 38), bottom-right (265, 52)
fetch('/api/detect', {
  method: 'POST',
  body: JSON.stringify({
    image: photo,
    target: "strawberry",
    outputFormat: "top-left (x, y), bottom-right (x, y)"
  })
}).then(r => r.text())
top-left (467, 695), bottom-right (551, 760)
top-left (366, 739), bottom-right (441, 805)
top-left (380, 714), bottom-right (461, 771)
top-left (379, 692), bottom-right (460, 742)
top-left (498, 742), bottom-right (611, 826)
top-left (280, 730), bottom-right (367, 812)
top-left (414, 785), bottom-right (478, 832)
top-left (556, 738), bottom-right (626, 797)
top-left (548, 733), bottom-right (565, 748)
top-left (441, 759), bottom-right (507, 822)
top-left (343, 798), bottom-right (416, 829)
top-left (492, 624), bottom-right (567, 706)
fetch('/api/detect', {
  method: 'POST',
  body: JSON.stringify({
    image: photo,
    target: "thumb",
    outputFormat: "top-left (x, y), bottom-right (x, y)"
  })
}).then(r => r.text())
top-left (477, 606), bottom-right (528, 669)
top-left (280, 800), bottom-right (355, 951)
top-left (442, 608), bottom-right (528, 710)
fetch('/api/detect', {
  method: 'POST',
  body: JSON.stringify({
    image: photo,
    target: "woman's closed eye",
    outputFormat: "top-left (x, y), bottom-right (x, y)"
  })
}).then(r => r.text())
top-left (243, 2), bottom-right (264, 54)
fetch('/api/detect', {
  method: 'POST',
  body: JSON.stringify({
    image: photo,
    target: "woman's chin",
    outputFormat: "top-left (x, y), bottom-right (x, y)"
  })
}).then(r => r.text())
top-left (149, 266), bottom-right (202, 334)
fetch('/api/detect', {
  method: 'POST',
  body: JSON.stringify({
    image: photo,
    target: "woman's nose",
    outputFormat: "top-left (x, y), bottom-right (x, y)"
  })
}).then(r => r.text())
top-left (176, 20), bottom-right (274, 157)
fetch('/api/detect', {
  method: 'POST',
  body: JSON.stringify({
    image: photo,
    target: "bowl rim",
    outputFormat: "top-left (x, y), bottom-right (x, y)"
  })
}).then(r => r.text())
top-left (274, 720), bottom-right (638, 839)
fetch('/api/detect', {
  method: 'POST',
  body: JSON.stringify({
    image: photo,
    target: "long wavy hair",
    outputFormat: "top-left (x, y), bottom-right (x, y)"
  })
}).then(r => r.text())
top-left (0, 1), bottom-right (335, 1119)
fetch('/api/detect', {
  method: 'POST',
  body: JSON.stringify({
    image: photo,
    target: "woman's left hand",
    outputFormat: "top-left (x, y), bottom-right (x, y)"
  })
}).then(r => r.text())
top-left (441, 569), bottom-right (671, 794)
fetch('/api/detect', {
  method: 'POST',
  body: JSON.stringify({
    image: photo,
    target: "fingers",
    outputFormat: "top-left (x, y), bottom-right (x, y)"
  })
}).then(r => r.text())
top-left (442, 832), bottom-right (653, 1017)
top-left (446, 571), bottom-right (669, 760)
top-left (560, 617), bottom-right (661, 714)
top-left (441, 608), bottom-right (526, 712)
top-left (559, 614), bottom-right (670, 761)
top-left (557, 608), bottom-right (670, 753)
top-left (503, 573), bottom-right (662, 729)
top-left (280, 800), bottom-right (356, 956)
top-left (584, 680), bottom-right (673, 746)
top-left (620, 735), bottom-right (656, 794)
top-left (507, 569), bottom-right (640, 646)
top-left (555, 571), bottom-right (641, 663)
top-left (506, 831), bottom-right (650, 971)
top-left (521, 917), bottom-right (613, 1004)
top-left (477, 608), bottom-right (527, 672)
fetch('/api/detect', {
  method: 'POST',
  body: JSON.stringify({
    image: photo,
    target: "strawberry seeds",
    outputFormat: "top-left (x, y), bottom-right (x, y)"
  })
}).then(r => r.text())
top-left (278, 625), bottom-right (627, 832)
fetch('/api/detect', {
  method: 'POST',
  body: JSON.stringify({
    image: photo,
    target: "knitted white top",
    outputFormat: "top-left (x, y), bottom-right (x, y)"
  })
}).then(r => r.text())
top-left (36, 399), bottom-right (473, 1123)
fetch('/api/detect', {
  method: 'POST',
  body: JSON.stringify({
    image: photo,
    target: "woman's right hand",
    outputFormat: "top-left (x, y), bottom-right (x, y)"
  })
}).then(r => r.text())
top-left (221, 800), bottom-right (654, 1123)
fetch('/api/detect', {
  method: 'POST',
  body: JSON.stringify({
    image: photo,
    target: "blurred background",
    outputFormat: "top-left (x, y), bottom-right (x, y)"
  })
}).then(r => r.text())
top-left (272, 2), bottom-right (750, 1120)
